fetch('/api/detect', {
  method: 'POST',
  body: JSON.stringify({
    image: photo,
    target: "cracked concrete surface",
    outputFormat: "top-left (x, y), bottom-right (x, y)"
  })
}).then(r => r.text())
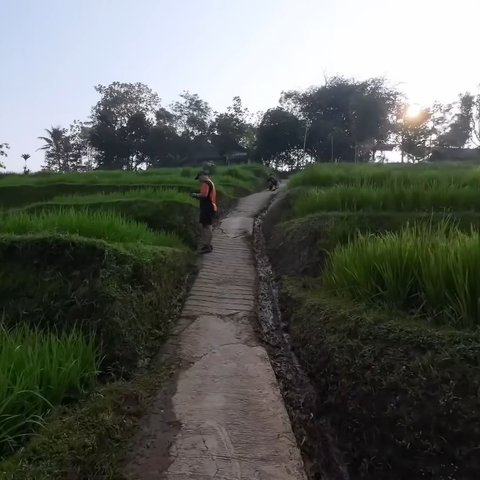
top-left (125, 190), bottom-right (306, 480)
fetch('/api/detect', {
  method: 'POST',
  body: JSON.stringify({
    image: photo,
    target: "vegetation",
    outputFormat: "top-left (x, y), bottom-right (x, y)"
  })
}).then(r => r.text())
top-left (325, 222), bottom-right (480, 327)
top-left (289, 163), bottom-right (480, 189)
top-left (50, 187), bottom-right (196, 205)
top-left (0, 163), bottom-right (265, 476)
top-left (4, 76), bottom-right (479, 173)
top-left (266, 163), bottom-right (480, 478)
top-left (283, 281), bottom-right (480, 479)
top-left (292, 184), bottom-right (480, 216)
top-left (0, 325), bottom-right (98, 456)
top-left (0, 209), bottom-right (183, 248)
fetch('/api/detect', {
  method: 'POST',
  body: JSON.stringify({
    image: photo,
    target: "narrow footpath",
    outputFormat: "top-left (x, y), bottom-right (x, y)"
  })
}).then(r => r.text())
top-left (126, 189), bottom-right (306, 479)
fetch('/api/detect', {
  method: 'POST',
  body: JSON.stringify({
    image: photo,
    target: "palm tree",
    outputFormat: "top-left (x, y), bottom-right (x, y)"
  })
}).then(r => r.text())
top-left (21, 153), bottom-right (31, 174)
top-left (38, 127), bottom-right (67, 171)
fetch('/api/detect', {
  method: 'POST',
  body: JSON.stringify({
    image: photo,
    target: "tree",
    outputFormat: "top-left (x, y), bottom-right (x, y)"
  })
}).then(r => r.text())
top-left (437, 93), bottom-right (474, 148)
top-left (171, 91), bottom-right (212, 139)
top-left (38, 127), bottom-right (68, 171)
top-left (122, 112), bottom-right (152, 170)
top-left (143, 112), bottom-right (185, 167)
top-left (39, 126), bottom-right (85, 172)
top-left (91, 82), bottom-right (160, 129)
top-left (471, 93), bottom-right (480, 147)
top-left (281, 77), bottom-right (400, 162)
top-left (256, 108), bottom-right (303, 168)
top-left (21, 153), bottom-right (31, 174)
top-left (396, 105), bottom-right (433, 162)
top-left (0, 143), bottom-right (9, 169)
top-left (209, 96), bottom-right (254, 156)
top-left (89, 82), bottom-right (164, 169)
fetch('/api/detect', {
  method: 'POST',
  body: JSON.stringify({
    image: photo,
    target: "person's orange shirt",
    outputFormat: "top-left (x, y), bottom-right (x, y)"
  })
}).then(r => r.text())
top-left (200, 179), bottom-right (217, 212)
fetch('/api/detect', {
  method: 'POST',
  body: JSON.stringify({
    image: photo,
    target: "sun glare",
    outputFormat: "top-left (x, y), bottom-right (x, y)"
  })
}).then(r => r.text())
top-left (406, 104), bottom-right (422, 119)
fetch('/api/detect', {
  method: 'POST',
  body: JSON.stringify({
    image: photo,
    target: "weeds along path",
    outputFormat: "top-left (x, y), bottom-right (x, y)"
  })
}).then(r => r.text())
top-left (124, 188), bottom-right (306, 480)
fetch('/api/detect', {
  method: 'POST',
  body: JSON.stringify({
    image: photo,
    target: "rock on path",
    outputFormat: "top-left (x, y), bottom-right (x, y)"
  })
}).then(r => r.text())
top-left (125, 190), bottom-right (306, 480)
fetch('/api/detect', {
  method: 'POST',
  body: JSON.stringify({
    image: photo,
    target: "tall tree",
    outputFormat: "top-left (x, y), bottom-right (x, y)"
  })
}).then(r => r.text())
top-left (256, 108), bottom-right (303, 168)
top-left (437, 93), bottom-right (474, 148)
top-left (396, 106), bottom-right (433, 162)
top-left (209, 96), bottom-right (254, 156)
top-left (91, 82), bottom-right (160, 128)
top-left (38, 127), bottom-right (68, 171)
top-left (471, 93), bottom-right (480, 147)
top-left (39, 126), bottom-right (84, 172)
top-left (281, 77), bottom-right (400, 162)
top-left (21, 153), bottom-right (30, 174)
top-left (143, 110), bottom-right (185, 167)
top-left (89, 82), bottom-right (162, 169)
top-left (171, 91), bottom-right (212, 139)
top-left (0, 143), bottom-right (9, 169)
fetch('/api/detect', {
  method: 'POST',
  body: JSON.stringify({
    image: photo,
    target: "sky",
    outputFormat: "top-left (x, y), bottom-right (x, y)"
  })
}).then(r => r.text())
top-left (1, 0), bottom-right (479, 171)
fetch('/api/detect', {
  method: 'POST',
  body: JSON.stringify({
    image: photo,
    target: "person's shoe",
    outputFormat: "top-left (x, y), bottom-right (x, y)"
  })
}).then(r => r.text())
top-left (200, 245), bottom-right (213, 254)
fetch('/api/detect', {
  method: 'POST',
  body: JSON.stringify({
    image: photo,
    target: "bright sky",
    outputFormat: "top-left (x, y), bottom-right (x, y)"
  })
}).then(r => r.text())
top-left (1, 0), bottom-right (479, 171)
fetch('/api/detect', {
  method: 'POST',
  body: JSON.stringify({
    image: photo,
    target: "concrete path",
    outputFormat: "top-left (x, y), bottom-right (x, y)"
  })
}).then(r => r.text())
top-left (126, 190), bottom-right (306, 480)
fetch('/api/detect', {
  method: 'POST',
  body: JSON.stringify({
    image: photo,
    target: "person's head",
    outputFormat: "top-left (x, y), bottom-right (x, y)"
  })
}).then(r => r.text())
top-left (195, 171), bottom-right (209, 182)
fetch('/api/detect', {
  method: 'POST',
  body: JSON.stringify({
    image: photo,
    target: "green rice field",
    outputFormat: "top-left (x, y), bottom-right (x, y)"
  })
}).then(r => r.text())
top-left (0, 164), bottom-right (268, 476)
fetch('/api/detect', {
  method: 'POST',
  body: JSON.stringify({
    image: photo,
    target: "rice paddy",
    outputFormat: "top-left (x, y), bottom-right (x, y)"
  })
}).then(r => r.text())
top-left (0, 164), bottom-right (267, 466)
top-left (0, 325), bottom-right (98, 456)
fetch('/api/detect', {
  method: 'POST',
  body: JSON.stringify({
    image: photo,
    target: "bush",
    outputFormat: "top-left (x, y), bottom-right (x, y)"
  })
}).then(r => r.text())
top-left (283, 280), bottom-right (480, 479)
top-left (0, 235), bottom-right (191, 374)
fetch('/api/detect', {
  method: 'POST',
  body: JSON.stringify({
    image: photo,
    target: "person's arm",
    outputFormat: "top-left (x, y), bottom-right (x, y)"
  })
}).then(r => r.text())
top-left (191, 183), bottom-right (209, 198)
top-left (198, 183), bottom-right (209, 198)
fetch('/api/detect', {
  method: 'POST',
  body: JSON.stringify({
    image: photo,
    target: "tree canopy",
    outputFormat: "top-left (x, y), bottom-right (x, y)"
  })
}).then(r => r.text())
top-left (32, 79), bottom-right (480, 172)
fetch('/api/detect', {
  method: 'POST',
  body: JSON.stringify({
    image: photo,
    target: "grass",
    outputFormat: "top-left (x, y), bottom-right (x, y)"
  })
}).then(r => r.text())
top-left (292, 184), bottom-right (480, 217)
top-left (0, 209), bottom-right (183, 248)
top-left (0, 325), bottom-right (98, 457)
top-left (50, 187), bottom-right (197, 205)
top-left (289, 163), bottom-right (480, 189)
top-left (282, 280), bottom-right (480, 479)
top-left (0, 165), bottom-right (266, 188)
top-left (324, 222), bottom-right (480, 327)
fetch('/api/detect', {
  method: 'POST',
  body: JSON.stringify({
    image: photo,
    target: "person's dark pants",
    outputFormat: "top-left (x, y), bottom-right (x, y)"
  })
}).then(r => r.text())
top-left (199, 210), bottom-right (214, 249)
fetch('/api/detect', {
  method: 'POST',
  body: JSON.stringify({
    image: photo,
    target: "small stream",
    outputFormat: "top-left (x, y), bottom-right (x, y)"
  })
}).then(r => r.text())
top-left (253, 202), bottom-right (349, 480)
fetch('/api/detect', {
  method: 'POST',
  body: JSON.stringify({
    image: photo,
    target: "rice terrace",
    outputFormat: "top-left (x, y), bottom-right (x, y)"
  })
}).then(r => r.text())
top-left (2, 0), bottom-right (480, 478)
top-left (0, 160), bottom-right (480, 479)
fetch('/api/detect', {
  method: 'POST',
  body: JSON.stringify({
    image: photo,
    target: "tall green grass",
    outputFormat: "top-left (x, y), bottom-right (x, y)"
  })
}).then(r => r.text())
top-left (50, 188), bottom-right (196, 205)
top-left (289, 163), bottom-right (480, 189)
top-left (0, 165), bottom-right (265, 188)
top-left (293, 185), bottom-right (480, 217)
top-left (324, 222), bottom-right (480, 327)
top-left (0, 325), bottom-right (98, 455)
top-left (0, 209), bottom-right (183, 248)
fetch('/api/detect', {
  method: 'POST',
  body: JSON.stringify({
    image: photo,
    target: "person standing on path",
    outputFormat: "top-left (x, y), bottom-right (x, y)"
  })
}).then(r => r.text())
top-left (191, 171), bottom-right (217, 254)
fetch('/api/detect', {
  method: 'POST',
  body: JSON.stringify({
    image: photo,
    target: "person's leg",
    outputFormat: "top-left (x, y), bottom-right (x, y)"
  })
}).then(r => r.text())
top-left (200, 224), bottom-right (213, 252)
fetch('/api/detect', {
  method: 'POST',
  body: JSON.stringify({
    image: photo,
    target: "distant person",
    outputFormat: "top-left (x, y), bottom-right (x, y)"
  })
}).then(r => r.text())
top-left (191, 171), bottom-right (217, 254)
top-left (267, 174), bottom-right (279, 191)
